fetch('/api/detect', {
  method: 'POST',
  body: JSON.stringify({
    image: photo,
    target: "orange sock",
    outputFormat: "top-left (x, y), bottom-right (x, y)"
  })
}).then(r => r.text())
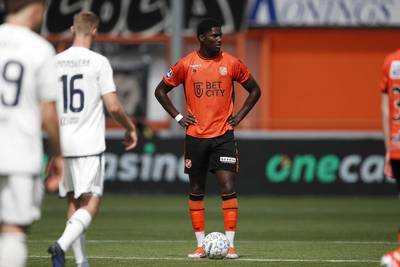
top-left (188, 194), bottom-right (205, 232)
top-left (222, 193), bottom-right (238, 231)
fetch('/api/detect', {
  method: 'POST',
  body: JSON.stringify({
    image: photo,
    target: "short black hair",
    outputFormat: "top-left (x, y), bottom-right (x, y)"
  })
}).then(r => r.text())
top-left (196, 18), bottom-right (221, 37)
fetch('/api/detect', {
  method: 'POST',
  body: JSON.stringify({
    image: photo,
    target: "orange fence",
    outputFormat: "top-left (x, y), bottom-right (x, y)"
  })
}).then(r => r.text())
top-left (48, 28), bottom-right (400, 131)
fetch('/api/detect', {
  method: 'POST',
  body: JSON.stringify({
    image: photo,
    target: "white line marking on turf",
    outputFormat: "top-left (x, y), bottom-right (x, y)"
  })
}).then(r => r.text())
top-left (28, 239), bottom-right (396, 245)
top-left (29, 255), bottom-right (379, 263)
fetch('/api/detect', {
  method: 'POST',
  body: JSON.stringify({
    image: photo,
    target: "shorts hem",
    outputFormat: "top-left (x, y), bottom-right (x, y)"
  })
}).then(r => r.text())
top-left (59, 191), bottom-right (102, 199)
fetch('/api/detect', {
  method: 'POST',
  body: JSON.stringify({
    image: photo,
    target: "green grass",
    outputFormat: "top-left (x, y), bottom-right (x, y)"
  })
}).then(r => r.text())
top-left (27, 195), bottom-right (399, 266)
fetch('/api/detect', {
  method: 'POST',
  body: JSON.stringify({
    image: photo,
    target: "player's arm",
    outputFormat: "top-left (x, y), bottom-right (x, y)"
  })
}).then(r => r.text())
top-left (41, 101), bottom-right (63, 192)
top-left (102, 92), bottom-right (137, 150)
top-left (228, 76), bottom-right (261, 127)
top-left (382, 92), bottom-right (390, 151)
top-left (154, 80), bottom-right (196, 127)
top-left (382, 91), bottom-right (394, 178)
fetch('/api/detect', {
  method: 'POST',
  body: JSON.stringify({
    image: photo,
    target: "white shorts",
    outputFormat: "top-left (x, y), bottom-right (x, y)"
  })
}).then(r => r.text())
top-left (0, 174), bottom-right (44, 226)
top-left (59, 154), bottom-right (105, 199)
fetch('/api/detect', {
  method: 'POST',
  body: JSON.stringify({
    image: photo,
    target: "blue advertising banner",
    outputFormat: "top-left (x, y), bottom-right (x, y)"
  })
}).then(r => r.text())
top-left (249, 0), bottom-right (400, 27)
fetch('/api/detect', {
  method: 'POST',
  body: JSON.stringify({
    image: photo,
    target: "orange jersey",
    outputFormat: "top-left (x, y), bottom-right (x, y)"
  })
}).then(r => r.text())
top-left (381, 49), bottom-right (400, 159)
top-left (163, 51), bottom-right (251, 138)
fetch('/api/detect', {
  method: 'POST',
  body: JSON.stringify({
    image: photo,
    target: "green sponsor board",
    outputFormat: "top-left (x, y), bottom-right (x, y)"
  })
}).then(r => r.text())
top-left (265, 154), bottom-right (391, 184)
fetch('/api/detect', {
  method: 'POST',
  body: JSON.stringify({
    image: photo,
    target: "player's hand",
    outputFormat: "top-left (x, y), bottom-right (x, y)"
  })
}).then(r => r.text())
top-left (123, 129), bottom-right (138, 150)
top-left (178, 113), bottom-right (197, 127)
top-left (44, 156), bottom-right (63, 193)
top-left (227, 115), bottom-right (242, 127)
top-left (384, 152), bottom-right (394, 179)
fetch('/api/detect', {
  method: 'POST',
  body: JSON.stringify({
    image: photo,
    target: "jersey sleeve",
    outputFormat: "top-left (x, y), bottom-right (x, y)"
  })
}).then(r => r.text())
top-left (380, 56), bottom-right (391, 93)
top-left (232, 59), bottom-right (251, 84)
top-left (99, 57), bottom-right (117, 95)
top-left (37, 50), bottom-right (57, 102)
top-left (162, 60), bottom-right (185, 87)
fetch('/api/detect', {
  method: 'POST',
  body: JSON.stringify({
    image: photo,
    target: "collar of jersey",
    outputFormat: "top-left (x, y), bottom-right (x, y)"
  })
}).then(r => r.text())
top-left (196, 51), bottom-right (222, 60)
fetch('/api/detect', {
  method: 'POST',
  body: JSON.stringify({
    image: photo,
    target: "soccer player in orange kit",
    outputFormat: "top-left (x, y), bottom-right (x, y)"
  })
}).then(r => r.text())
top-left (155, 18), bottom-right (261, 259)
top-left (380, 48), bottom-right (400, 267)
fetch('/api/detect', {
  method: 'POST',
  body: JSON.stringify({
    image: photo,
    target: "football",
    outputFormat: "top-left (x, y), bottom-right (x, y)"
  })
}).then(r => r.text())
top-left (202, 232), bottom-right (230, 259)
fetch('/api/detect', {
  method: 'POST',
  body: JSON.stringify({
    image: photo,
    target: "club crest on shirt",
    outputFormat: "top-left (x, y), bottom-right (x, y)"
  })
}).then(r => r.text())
top-left (194, 82), bottom-right (203, 97)
top-left (185, 159), bottom-right (192, 169)
top-left (219, 66), bottom-right (228, 76)
top-left (166, 68), bottom-right (173, 78)
top-left (390, 61), bottom-right (400, 79)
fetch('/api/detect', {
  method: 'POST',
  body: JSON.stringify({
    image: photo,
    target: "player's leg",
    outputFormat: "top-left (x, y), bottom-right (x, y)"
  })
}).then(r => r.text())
top-left (50, 194), bottom-right (98, 267)
top-left (0, 225), bottom-right (27, 267)
top-left (215, 170), bottom-right (239, 259)
top-left (68, 193), bottom-right (91, 267)
top-left (187, 175), bottom-right (207, 258)
top-left (57, 195), bottom-right (99, 252)
top-left (0, 175), bottom-right (43, 267)
top-left (49, 155), bottom-right (103, 267)
top-left (185, 135), bottom-right (210, 258)
top-left (210, 130), bottom-right (239, 259)
top-left (381, 160), bottom-right (400, 267)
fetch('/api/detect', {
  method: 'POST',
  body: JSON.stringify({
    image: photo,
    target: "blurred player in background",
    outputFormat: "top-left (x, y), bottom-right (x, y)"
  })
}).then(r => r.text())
top-left (380, 48), bottom-right (400, 267)
top-left (47, 11), bottom-right (137, 267)
top-left (0, 0), bottom-right (63, 266)
top-left (155, 18), bottom-right (261, 259)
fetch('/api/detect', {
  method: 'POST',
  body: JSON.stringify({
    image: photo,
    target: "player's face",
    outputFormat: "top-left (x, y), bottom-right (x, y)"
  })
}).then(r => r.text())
top-left (202, 27), bottom-right (222, 56)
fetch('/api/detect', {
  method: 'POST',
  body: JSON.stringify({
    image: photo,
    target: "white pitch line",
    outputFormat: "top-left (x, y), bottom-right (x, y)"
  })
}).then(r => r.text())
top-left (29, 255), bottom-right (379, 263)
top-left (28, 239), bottom-right (396, 245)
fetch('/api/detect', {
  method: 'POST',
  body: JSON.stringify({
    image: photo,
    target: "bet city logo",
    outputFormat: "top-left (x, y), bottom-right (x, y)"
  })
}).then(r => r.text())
top-left (194, 81), bottom-right (225, 98)
top-left (265, 154), bottom-right (393, 184)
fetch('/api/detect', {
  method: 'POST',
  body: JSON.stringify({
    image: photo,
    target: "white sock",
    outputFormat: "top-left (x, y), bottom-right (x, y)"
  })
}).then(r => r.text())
top-left (195, 231), bottom-right (205, 247)
top-left (0, 233), bottom-right (27, 267)
top-left (77, 261), bottom-right (90, 267)
top-left (57, 209), bottom-right (92, 252)
top-left (225, 231), bottom-right (235, 248)
top-left (72, 233), bottom-right (89, 266)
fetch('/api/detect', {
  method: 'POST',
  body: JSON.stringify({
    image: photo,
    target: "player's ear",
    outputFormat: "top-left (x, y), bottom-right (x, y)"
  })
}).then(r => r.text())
top-left (91, 27), bottom-right (97, 37)
top-left (70, 26), bottom-right (75, 34)
top-left (198, 34), bottom-right (205, 42)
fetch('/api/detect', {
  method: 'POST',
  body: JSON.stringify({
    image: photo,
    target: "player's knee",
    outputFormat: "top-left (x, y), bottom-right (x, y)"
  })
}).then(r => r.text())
top-left (189, 184), bottom-right (205, 195)
top-left (0, 224), bottom-right (28, 235)
top-left (219, 184), bottom-right (235, 195)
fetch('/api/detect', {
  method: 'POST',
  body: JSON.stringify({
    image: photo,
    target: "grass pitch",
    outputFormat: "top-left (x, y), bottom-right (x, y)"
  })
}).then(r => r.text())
top-left (27, 194), bottom-right (399, 266)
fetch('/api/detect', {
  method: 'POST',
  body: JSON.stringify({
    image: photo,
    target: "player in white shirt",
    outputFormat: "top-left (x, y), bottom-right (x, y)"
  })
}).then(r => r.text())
top-left (47, 11), bottom-right (137, 267)
top-left (0, 1), bottom-right (63, 267)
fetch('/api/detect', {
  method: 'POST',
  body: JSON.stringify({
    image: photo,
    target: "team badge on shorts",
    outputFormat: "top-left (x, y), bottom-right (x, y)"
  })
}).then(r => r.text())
top-left (219, 66), bottom-right (228, 76)
top-left (185, 159), bottom-right (192, 169)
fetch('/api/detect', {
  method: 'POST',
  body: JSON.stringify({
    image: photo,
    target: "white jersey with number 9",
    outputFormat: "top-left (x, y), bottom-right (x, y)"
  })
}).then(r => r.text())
top-left (0, 24), bottom-right (57, 175)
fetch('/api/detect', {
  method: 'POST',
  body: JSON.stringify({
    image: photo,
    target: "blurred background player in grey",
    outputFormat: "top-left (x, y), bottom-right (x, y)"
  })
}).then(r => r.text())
top-left (47, 11), bottom-right (138, 267)
top-left (380, 47), bottom-right (400, 267)
top-left (0, 0), bottom-right (63, 266)
top-left (155, 18), bottom-right (261, 259)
